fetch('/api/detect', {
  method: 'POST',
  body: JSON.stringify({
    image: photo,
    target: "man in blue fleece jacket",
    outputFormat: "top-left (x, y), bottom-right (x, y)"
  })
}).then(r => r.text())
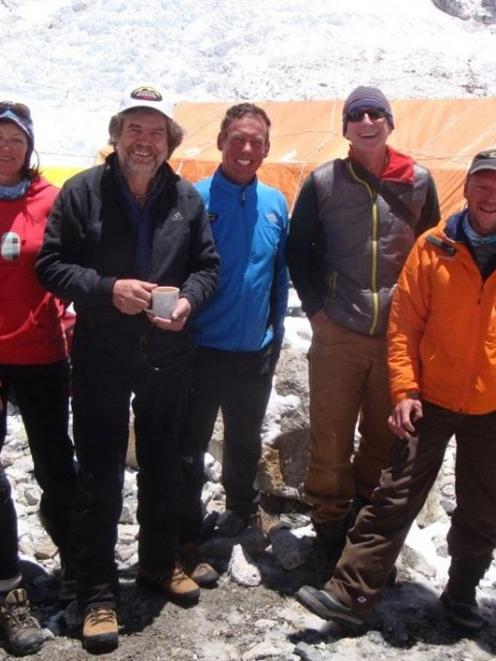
top-left (179, 103), bottom-right (289, 585)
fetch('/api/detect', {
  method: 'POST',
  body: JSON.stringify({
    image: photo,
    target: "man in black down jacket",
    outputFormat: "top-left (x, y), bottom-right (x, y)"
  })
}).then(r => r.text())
top-left (36, 84), bottom-right (219, 653)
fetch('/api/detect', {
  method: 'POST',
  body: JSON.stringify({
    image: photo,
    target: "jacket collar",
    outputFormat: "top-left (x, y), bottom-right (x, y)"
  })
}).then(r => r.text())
top-left (349, 145), bottom-right (415, 185)
top-left (213, 166), bottom-right (258, 197)
top-left (104, 152), bottom-right (178, 195)
top-left (444, 209), bottom-right (468, 242)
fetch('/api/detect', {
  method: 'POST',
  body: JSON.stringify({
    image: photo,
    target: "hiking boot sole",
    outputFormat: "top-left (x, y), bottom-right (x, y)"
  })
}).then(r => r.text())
top-left (440, 591), bottom-right (485, 631)
top-left (296, 585), bottom-right (363, 626)
top-left (7, 637), bottom-right (44, 657)
top-left (83, 632), bottom-right (119, 653)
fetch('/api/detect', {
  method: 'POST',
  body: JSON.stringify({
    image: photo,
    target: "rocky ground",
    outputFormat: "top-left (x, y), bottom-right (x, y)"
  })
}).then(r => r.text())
top-left (2, 339), bottom-right (496, 660)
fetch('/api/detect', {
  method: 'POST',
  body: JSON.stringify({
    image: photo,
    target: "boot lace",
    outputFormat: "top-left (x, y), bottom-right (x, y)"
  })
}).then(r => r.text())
top-left (0, 603), bottom-right (38, 631)
top-left (85, 608), bottom-right (115, 626)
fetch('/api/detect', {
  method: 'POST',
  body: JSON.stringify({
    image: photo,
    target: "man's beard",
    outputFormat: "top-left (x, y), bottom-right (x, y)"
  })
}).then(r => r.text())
top-left (125, 154), bottom-right (159, 176)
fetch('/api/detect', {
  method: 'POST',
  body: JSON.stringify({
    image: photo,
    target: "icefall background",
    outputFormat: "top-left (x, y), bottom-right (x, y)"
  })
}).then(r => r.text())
top-left (0, 0), bottom-right (496, 167)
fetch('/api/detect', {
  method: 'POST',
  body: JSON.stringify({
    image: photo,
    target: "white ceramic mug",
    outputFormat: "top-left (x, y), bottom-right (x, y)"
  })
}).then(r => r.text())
top-left (151, 286), bottom-right (179, 319)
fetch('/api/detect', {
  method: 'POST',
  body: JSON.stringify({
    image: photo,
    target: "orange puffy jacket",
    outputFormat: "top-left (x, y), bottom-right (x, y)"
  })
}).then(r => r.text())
top-left (388, 211), bottom-right (496, 414)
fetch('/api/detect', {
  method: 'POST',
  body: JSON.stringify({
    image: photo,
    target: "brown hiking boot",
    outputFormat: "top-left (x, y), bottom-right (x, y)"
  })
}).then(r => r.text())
top-left (82, 607), bottom-right (118, 652)
top-left (0, 588), bottom-right (44, 657)
top-left (137, 564), bottom-right (200, 606)
top-left (178, 543), bottom-right (219, 588)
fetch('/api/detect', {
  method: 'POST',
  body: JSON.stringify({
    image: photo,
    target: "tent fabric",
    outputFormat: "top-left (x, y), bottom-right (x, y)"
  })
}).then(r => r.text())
top-left (43, 98), bottom-right (496, 220)
top-left (42, 165), bottom-right (86, 188)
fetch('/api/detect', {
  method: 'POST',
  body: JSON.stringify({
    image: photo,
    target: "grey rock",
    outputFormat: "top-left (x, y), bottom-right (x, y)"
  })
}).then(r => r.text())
top-left (34, 537), bottom-right (58, 560)
top-left (24, 486), bottom-right (40, 506)
top-left (269, 528), bottom-right (311, 570)
top-left (204, 452), bottom-right (222, 482)
top-left (228, 544), bottom-right (261, 587)
top-left (242, 639), bottom-right (294, 660)
top-left (433, 0), bottom-right (496, 24)
top-left (123, 469), bottom-right (137, 496)
top-left (18, 534), bottom-right (36, 557)
top-left (119, 524), bottom-right (139, 544)
top-left (399, 544), bottom-right (437, 578)
top-left (7, 467), bottom-right (30, 484)
top-left (433, 535), bottom-right (449, 558)
top-left (416, 471), bottom-right (448, 528)
top-left (254, 618), bottom-right (277, 629)
top-left (280, 512), bottom-right (312, 529)
top-left (294, 641), bottom-right (327, 661)
top-left (239, 526), bottom-right (269, 556)
top-left (119, 501), bottom-right (135, 524)
top-left (217, 510), bottom-right (245, 537)
top-left (117, 543), bottom-right (137, 564)
top-left (202, 480), bottom-right (225, 509)
top-left (440, 497), bottom-right (456, 516)
top-left (441, 481), bottom-right (455, 496)
top-left (255, 346), bottom-right (311, 504)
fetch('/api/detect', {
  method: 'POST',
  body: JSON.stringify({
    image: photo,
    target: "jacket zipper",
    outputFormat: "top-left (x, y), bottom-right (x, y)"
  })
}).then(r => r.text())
top-left (348, 163), bottom-right (379, 334)
top-left (328, 271), bottom-right (338, 300)
top-left (458, 251), bottom-right (484, 411)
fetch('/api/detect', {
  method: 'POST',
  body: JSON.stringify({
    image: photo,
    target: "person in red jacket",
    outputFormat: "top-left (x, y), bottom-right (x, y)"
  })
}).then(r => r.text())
top-left (0, 102), bottom-right (76, 657)
top-left (296, 149), bottom-right (496, 633)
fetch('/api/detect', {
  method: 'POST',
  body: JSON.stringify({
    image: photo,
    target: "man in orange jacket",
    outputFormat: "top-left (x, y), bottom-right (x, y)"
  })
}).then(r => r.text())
top-left (297, 148), bottom-right (496, 632)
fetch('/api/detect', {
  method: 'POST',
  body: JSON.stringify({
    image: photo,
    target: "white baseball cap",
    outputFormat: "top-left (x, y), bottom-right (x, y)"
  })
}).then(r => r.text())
top-left (119, 84), bottom-right (174, 119)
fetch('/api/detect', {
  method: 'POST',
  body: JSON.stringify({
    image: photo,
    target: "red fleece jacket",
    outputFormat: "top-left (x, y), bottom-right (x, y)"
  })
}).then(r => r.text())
top-left (0, 176), bottom-right (68, 364)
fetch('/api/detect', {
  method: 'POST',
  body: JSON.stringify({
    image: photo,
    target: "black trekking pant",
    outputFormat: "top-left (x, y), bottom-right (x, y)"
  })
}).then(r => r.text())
top-left (179, 344), bottom-right (274, 542)
top-left (0, 361), bottom-right (76, 582)
top-left (71, 359), bottom-right (190, 613)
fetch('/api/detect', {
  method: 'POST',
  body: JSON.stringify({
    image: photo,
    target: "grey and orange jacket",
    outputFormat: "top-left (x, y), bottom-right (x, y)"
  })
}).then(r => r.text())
top-left (287, 146), bottom-right (439, 335)
top-left (388, 210), bottom-right (496, 414)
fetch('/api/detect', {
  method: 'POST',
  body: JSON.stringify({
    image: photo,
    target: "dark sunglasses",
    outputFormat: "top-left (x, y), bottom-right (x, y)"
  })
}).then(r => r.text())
top-left (0, 101), bottom-right (31, 119)
top-left (347, 108), bottom-right (387, 123)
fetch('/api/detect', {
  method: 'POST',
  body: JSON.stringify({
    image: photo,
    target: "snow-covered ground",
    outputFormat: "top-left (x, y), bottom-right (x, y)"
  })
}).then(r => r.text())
top-left (1, 0), bottom-right (496, 166)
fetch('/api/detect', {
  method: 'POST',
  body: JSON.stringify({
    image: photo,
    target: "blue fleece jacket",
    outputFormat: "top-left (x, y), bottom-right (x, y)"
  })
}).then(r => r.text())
top-left (191, 167), bottom-right (288, 351)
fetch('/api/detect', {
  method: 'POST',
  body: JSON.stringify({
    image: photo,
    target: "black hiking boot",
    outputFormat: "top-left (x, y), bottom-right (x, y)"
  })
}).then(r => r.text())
top-left (440, 554), bottom-right (492, 631)
top-left (313, 516), bottom-right (350, 583)
top-left (296, 584), bottom-right (364, 626)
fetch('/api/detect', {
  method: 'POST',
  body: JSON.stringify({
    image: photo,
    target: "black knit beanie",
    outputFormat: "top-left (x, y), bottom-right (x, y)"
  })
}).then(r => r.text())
top-left (342, 86), bottom-right (394, 135)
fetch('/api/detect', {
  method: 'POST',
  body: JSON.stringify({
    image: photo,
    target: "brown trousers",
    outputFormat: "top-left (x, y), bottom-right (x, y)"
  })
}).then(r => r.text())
top-left (306, 317), bottom-right (393, 523)
top-left (329, 402), bottom-right (496, 616)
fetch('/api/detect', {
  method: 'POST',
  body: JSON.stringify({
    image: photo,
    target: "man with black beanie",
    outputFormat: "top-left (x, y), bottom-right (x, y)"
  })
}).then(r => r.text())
top-left (287, 86), bottom-right (440, 573)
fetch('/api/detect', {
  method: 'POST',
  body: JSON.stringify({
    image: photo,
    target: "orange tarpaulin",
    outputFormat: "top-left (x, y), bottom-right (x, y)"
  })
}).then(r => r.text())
top-left (48, 98), bottom-right (496, 220)
top-left (169, 98), bottom-right (496, 219)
